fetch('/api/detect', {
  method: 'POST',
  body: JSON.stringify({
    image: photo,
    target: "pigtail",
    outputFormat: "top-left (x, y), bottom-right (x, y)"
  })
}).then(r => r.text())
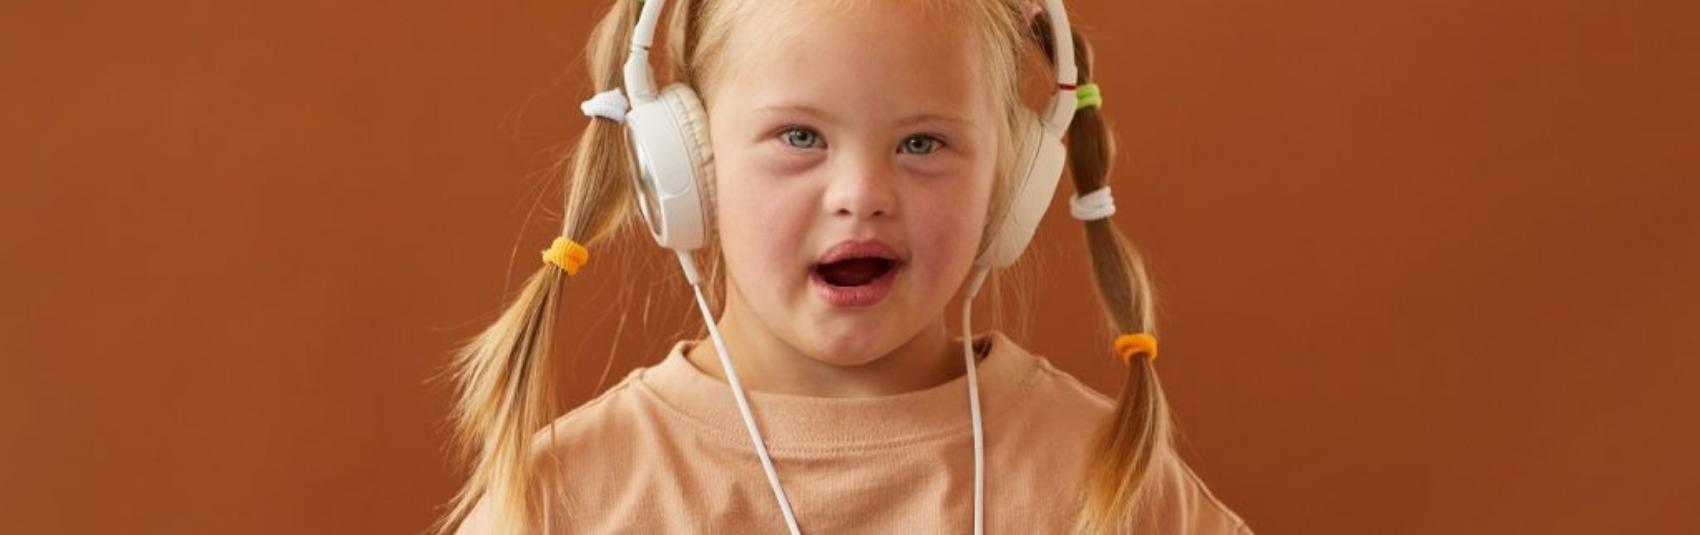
top-left (1043, 24), bottom-right (1177, 535)
top-left (432, 3), bottom-right (642, 534)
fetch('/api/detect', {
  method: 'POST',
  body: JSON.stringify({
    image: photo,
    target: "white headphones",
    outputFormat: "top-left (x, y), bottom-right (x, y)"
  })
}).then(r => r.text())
top-left (620, 0), bottom-right (1077, 282)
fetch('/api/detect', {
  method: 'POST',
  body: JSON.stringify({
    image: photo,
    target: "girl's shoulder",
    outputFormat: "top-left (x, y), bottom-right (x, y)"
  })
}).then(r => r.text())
top-left (1004, 335), bottom-right (1253, 534)
top-left (989, 332), bottom-right (1118, 426)
top-left (1140, 450), bottom-right (1256, 534)
top-left (519, 359), bottom-right (684, 527)
top-left (524, 366), bottom-right (648, 470)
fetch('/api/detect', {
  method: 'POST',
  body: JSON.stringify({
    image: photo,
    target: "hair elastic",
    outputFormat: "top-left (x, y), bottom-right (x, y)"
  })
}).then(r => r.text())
top-left (1115, 333), bottom-right (1158, 364)
top-left (1069, 186), bottom-right (1117, 221)
top-left (580, 89), bottom-right (630, 123)
top-left (1075, 83), bottom-right (1103, 110)
top-left (541, 237), bottom-right (590, 275)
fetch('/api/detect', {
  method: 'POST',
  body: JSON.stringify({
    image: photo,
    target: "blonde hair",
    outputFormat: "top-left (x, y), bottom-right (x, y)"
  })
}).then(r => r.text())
top-left (434, 1), bottom-right (1171, 534)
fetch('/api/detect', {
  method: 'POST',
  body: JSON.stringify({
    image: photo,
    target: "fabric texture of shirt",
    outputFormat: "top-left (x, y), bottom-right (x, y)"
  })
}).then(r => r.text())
top-left (456, 331), bottom-right (1251, 534)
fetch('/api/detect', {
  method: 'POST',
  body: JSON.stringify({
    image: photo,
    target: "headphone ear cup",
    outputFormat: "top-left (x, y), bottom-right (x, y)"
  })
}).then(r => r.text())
top-left (977, 111), bottom-right (1068, 269)
top-left (624, 84), bottom-right (714, 251)
top-left (667, 85), bottom-right (715, 236)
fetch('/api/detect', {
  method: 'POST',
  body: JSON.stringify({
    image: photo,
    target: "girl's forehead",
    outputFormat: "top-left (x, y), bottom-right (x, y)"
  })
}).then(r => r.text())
top-left (708, 0), bottom-right (1000, 122)
top-left (721, 0), bottom-right (984, 60)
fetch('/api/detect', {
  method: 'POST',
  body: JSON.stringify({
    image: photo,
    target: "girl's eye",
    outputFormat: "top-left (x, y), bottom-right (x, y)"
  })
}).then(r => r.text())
top-left (779, 128), bottom-right (822, 149)
top-left (899, 135), bottom-right (943, 155)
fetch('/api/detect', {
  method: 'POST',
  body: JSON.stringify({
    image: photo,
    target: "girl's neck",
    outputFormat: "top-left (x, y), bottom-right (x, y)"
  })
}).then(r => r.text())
top-left (683, 315), bottom-right (965, 398)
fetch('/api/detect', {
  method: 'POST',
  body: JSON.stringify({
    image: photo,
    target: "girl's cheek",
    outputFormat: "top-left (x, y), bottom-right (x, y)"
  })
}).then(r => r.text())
top-left (718, 169), bottom-right (809, 254)
top-left (751, 152), bottom-right (822, 180)
top-left (900, 152), bottom-right (971, 178)
top-left (913, 188), bottom-right (979, 241)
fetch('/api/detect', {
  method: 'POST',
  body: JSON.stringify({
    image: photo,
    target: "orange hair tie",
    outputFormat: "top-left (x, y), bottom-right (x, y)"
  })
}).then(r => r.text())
top-left (541, 237), bottom-right (590, 276)
top-left (1114, 333), bottom-right (1158, 364)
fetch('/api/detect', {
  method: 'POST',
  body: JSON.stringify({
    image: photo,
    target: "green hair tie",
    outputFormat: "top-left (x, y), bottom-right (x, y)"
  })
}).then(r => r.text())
top-left (1075, 83), bottom-right (1103, 110)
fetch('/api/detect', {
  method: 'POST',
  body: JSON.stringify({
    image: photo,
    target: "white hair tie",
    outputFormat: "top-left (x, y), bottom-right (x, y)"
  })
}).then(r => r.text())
top-left (1069, 186), bottom-right (1118, 221)
top-left (580, 89), bottom-right (630, 124)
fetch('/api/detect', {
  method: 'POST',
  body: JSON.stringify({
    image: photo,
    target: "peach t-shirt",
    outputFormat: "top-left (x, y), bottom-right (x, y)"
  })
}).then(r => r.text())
top-left (457, 331), bottom-right (1250, 534)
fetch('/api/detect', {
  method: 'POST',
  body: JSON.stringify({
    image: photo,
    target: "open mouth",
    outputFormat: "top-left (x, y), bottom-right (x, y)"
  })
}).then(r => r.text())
top-left (814, 257), bottom-right (898, 287)
top-left (810, 240), bottom-right (904, 307)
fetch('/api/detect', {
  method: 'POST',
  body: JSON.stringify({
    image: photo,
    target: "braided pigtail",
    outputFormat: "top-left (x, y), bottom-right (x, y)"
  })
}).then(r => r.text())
top-left (432, 2), bottom-right (642, 534)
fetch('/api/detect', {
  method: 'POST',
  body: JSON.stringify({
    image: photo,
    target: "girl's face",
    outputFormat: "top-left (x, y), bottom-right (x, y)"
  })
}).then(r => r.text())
top-left (704, 1), bottom-right (1003, 371)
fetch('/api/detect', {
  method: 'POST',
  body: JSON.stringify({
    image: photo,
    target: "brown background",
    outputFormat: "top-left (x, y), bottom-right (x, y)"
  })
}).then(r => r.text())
top-left (3, 0), bottom-right (1696, 533)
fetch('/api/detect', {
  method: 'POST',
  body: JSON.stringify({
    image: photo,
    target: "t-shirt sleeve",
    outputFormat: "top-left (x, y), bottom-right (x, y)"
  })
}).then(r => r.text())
top-left (450, 495), bottom-right (494, 535)
top-left (1131, 452), bottom-right (1254, 534)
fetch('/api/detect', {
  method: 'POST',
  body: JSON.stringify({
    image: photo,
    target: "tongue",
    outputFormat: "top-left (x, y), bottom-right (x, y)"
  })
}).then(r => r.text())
top-left (818, 258), bottom-right (890, 287)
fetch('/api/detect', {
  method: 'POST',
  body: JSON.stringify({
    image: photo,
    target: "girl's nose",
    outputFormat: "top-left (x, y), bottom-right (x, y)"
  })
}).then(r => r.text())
top-left (822, 150), bottom-right (898, 220)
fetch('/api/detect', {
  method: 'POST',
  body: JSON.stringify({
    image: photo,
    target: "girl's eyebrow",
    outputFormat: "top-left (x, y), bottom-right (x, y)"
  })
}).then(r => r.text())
top-left (754, 103), bottom-right (973, 128)
top-left (756, 103), bottom-right (832, 116)
top-left (895, 113), bottom-right (974, 128)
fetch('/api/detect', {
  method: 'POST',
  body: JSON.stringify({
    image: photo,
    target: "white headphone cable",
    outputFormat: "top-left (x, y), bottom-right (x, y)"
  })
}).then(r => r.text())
top-left (689, 282), bottom-right (804, 535)
top-left (963, 267), bottom-right (991, 535)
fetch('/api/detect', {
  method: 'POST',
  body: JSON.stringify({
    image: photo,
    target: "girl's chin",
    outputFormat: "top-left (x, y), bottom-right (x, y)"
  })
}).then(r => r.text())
top-left (783, 325), bottom-right (888, 362)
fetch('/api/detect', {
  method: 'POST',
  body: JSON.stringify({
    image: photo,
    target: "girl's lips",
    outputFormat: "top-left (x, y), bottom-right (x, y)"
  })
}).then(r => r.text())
top-left (811, 263), bottom-right (900, 307)
top-left (815, 239), bottom-right (904, 265)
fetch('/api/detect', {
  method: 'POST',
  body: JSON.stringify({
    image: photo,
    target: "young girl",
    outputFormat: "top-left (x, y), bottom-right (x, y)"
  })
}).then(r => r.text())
top-left (439, 0), bottom-right (1250, 533)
